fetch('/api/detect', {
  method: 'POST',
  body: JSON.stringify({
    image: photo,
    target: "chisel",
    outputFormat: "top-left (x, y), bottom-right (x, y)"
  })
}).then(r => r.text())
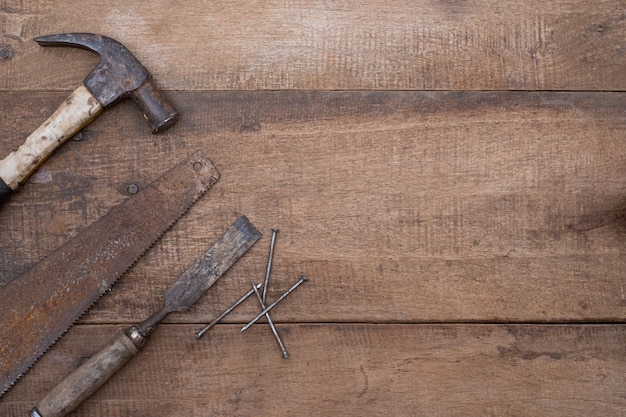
top-left (30, 215), bottom-right (261, 417)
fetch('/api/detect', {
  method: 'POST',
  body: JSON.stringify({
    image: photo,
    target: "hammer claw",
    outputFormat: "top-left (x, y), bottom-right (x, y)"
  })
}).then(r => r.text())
top-left (34, 33), bottom-right (109, 53)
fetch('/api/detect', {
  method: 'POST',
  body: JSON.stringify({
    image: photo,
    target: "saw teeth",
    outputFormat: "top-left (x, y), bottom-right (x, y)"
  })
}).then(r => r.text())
top-left (0, 152), bottom-right (217, 397)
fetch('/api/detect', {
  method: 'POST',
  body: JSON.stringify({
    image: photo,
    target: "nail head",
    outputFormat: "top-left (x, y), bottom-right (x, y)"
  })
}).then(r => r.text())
top-left (127, 183), bottom-right (139, 194)
top-left (0, 45), bottom-right (12, 60)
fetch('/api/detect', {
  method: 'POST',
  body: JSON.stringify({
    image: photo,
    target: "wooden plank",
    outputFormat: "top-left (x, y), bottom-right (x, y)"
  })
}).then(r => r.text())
top-left (0, 90), bottom-right (624, 323)
top-left (1, 1), bottom-right (626, 91)
top-left (2, 324), bottom-right (625, 416)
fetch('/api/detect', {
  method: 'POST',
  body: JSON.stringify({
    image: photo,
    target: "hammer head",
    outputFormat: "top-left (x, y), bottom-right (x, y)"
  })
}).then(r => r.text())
top-left (34, 33), bottom-right (178, 133)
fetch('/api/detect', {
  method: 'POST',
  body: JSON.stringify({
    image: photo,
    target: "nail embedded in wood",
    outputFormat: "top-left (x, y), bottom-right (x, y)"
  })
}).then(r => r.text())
top-left (194, 282), bottom-right (262, 339)
top-left (251, 282), bottom-right (289, 359)
top-left (241, 276), bottom-right (308, 332)
top-left (262, 229), bottom-right (279, 304)
top-left (0, 45), bottom-right (13, 60)
top-left (127, 183), bottom-right (139, 194)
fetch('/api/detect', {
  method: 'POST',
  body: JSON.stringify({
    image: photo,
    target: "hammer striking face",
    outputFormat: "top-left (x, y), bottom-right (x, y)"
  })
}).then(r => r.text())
top-left (0, 33), bottom-right (178, 203)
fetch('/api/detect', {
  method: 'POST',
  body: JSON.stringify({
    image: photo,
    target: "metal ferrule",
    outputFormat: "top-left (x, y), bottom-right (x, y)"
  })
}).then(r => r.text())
top-left (29, 407), bottom-right (43, 417)
top-left (126, 326), bottom-right (148, 349)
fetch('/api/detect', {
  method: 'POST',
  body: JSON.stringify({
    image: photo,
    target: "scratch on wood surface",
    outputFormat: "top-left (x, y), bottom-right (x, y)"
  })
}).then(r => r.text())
top-left (500, 325), bottom-right (626, 363)
top-left (30, 168), bottom-right (52, 183)
top-left (103, 9), bottom-right (148, 39)
top-left (358, 364), bottom-right (369, 398)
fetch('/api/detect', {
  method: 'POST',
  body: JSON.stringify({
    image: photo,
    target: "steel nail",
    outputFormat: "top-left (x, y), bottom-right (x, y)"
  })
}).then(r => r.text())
top-left (127, 183), bottom-right (139, 194)
top-left (195, 282), bottom-right (262, 339)
top-left (241, 276), bottom-right (308, 332)
top-left (251, 282), bottom-right (289, 359)
top-left (262, 229), bottom-right (278, 304)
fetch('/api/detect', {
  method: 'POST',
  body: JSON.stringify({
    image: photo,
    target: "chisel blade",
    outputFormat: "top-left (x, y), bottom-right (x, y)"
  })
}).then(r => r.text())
top-left (164, 215), bottom-right (262, 313)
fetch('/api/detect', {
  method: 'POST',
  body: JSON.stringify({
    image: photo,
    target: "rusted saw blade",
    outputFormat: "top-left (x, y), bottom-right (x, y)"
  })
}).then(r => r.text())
top-left (0, 150), bottom-right (219, 396)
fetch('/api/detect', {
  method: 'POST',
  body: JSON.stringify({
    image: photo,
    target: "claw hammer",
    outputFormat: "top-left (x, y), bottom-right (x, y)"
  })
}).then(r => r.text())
top-left (0, 33), bottom-right (178, 204)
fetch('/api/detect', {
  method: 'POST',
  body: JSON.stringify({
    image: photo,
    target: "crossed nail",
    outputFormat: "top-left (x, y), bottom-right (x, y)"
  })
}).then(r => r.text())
top-left (194, 229), bottom-right (307, 358)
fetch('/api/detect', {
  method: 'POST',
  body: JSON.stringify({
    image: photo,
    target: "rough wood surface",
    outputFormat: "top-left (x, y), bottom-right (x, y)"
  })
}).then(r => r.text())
top-left (2, 324), bottom-right (625, 416)
top-left (32, 329), bottom-right (143, 417)
top-left (1, 1), bottom-right (626, 91)
top-left (1, 1), bottom-right (625, 416)
top-left (0, 91), bottom-right (624, 325)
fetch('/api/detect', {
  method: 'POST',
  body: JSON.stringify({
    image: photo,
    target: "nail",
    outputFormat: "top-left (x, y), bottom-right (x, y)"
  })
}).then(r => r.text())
top-left (0, 45), bottom-right (12, 60)
top-left (127, 183), bottom-right (139, 194)
top-left (195, 282), bottom-right (262, 339)
top-left (251, 282), bottom-right (289, 359)
top-left (262, 229), bottom-right (278, 303)
top-left (241, 276), bottom-right (308, 332)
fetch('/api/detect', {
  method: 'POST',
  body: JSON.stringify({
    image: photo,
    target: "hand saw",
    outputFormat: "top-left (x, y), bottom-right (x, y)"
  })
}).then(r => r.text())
top-left (31, 215), bottom-right (260, 417)
top-left (0, 150), bottom-right (219, 396)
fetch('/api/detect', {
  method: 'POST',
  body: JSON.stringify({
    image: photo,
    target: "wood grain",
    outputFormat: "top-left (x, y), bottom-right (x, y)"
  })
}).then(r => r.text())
top-left (0, 84), bottom-right (102, 191)
top-left (1, 2), bottom-right (625, 414)
top-left (0, 91), bottom-right (624, 324)
top-left (1, 1), bottom-right (625, 91)
top-left (2, 324), bottom-right (625, 417)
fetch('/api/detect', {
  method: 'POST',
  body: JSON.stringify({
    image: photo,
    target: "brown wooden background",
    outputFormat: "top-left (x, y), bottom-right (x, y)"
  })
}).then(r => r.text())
top-left (1, 1), bottom-right (625, 416)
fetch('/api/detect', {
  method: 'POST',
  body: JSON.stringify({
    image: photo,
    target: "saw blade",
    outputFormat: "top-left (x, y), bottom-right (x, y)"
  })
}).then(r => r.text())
top-left (0, 150), bottom-right (219, 396)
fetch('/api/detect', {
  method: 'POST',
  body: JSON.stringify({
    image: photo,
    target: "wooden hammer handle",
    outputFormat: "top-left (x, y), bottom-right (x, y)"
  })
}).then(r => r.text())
top-left (0, 84), bottom-right (102, 198)
top-left (30, 326), bottom-right (146, 417)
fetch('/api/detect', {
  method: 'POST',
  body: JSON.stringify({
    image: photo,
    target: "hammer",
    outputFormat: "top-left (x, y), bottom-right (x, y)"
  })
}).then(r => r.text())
top-left (0, 33), bottom-right (178, 204)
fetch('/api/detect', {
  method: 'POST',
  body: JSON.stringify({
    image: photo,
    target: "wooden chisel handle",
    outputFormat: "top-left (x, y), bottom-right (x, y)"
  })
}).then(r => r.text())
top-left (0, 84), bottom-right (103, 203)
top-left (30, 326), bottom-right (146, 417)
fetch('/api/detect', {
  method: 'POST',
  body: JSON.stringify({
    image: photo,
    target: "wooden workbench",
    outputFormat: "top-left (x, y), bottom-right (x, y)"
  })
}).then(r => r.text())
top-left (1, 1), bottom-right (625, 416)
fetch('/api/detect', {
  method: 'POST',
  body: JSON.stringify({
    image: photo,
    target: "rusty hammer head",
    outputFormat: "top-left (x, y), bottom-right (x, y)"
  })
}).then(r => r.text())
top-left (34, 33), bottom-right (178, 133)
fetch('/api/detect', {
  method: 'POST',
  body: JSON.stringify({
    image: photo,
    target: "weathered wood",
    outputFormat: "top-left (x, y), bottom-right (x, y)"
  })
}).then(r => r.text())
top-left (0, 84), bottom-right (102, 192)
top-left (2, 1), bottom-right (624, 415)
top-left (1, 1), bottom-right (626, 91)
top-left (2, 324), bottom-right (625, 416)
top-left (32, 328), bottom-right (144, 417)
top-left (0, 91), bottom-right (624, 323)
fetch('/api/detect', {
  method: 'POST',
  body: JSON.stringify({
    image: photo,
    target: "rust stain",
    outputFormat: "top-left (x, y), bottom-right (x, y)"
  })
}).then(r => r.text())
top-left (0, 151), bottom-right (219, 396)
